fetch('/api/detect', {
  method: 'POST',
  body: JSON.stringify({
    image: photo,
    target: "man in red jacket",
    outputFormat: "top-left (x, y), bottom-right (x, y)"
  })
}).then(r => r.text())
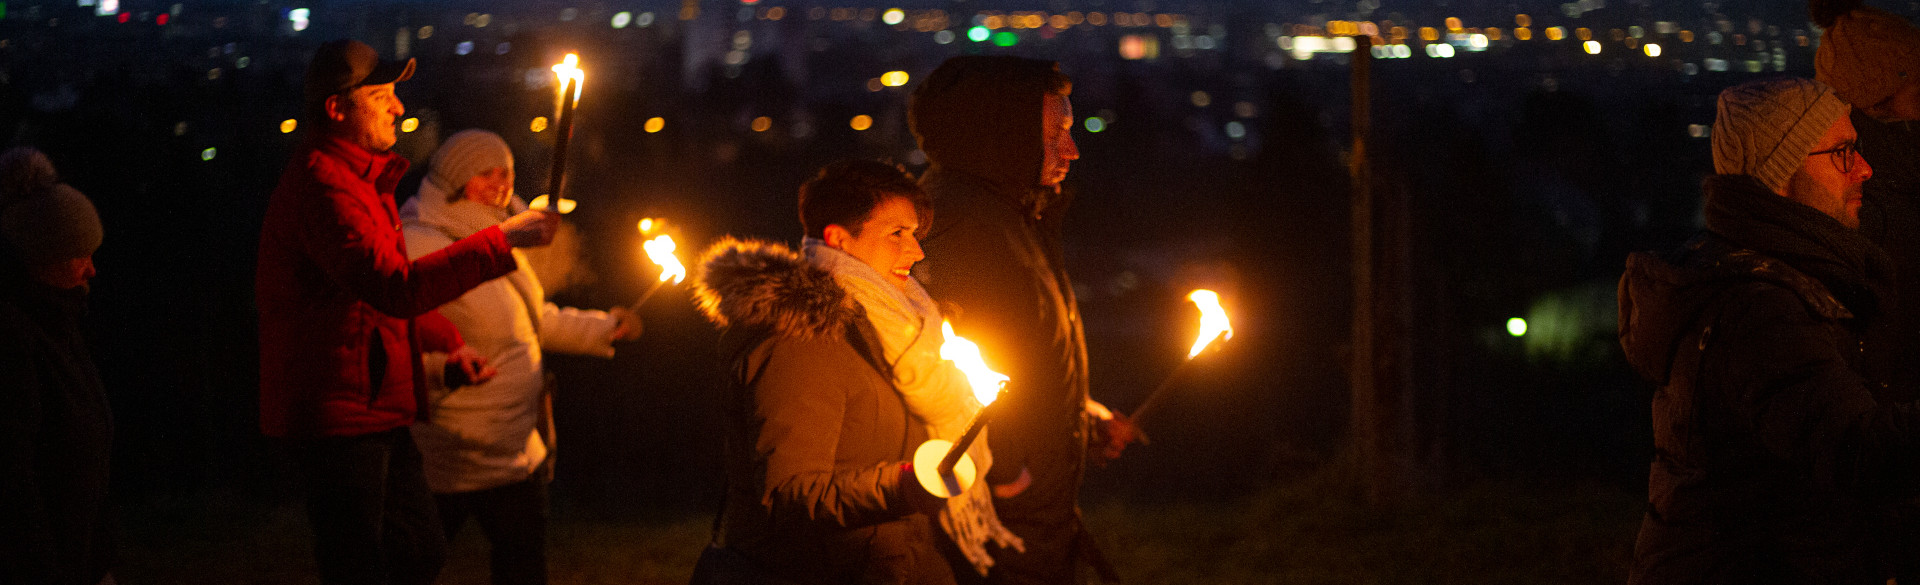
top-left (256, 39), bottom-right (558, 585)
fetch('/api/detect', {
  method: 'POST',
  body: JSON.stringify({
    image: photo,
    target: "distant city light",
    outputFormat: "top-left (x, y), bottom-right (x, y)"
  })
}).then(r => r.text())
top-left (992, 31), bottom-right (1018, 47)
top-left (612, 11), bottom-right (632, 29)
top-left (280, 119), bottom-right (297, 134)
top-left (934, 30), bottom-right (955, 44)
top-left (881, 71), bottom-right (909, 87)
top-left (96, 0), bottom-right (117, 16)
top-left (645, 117), bottom-right (665, 133)
top-left (287, 7), bottom-right (308, 31)
top-left (751, 116), bottom-right (772, 132)
top-left (530, 117), bottom-right (548, 133)
top-left (201, 147), bottom-right (216, 161)
top-left (849, 115), bottom-right (873, 131)
top-left (1469, 34), bottom-right (1488, 49)
top-left (637, 12), bottom-right (654, 26)
top-left (1224, 121), bottom-right (1246, 140)
top-left (455, 41), bottom-right (473, 55)
top-left (1084, 117), bottom-right (1106, 132)
top-left (400, 118), bottom-right (419, 133)
top-left (418, 26), bottom-right (435, 39)
top-left (1189, 91), bottom-right (1211, 107)
top-left (1506, 318), bottom-right (1527, 337)
top-left (1583, 40), bottom-right (1602, 54)
top-left (1643, 43), bottom-right (1662, 57)
top-left (967, 26), bottom-right (990, 42)
top-left (882, 8), bottom-right (905, 26)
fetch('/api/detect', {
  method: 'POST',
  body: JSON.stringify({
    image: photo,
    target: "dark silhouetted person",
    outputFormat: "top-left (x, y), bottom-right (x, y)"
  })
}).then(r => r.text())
top-left (1812, 0), bottom-right (1920, 404)
top-left (0, 148), bottom-right (112, 585)
top-left (688, 160), bottom-right (959, 585)
top-left (1619, 78), bottom-right (1902, 583)
top-left (908, 56), bottom-right (1134, 584)
top-left (256, 39), bottom-right (557, 585)
top-left (401, 129), bottom-right (641, 585)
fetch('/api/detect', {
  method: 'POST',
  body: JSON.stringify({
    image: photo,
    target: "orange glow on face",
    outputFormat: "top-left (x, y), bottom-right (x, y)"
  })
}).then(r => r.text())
top-left (1186, 290), bottom-right (1233, 358)
top-left (642, 234), bottom-right (686, 284)
top-left (941, 321), bottom-right (1008, 404)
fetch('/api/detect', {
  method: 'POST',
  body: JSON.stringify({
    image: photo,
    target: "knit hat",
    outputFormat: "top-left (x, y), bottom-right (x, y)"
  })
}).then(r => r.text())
top-left (1713, 78), bottom-right (1851, 194)
top-left (426, 129), bottom-right (513, 194)
top-left (1813, 0), bottom-right (1920, 109)
top-left (2, 183), bottom-right (102, 264)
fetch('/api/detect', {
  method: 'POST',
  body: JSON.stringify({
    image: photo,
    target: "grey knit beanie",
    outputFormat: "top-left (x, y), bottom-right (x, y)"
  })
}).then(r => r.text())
top-left (1713, 78), bottom-right (1851, 194)
top-left (1813, 1), bottom-right (1920, 110)
top-left (2, 183), bottom-right (103, 264)
top-left (427, 129), bottom-right (513, 195)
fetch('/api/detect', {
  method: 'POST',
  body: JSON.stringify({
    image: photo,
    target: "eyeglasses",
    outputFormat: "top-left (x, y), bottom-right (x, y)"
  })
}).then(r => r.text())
top-left (1808, 140), bottom-right (1861, 174)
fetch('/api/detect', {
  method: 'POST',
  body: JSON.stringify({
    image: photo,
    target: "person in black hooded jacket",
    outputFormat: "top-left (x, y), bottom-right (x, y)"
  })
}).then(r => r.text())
top-left (908, 56), bottom-right (1133, 584)
top-left (0, 148), bottom-right (114, 585)
top-left (1618, 78), bottom-right (1920, 584)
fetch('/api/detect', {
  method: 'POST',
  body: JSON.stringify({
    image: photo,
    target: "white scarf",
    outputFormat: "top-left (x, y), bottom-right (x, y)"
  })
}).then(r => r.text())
top-left (802, 238), bottom-right (1024, 575)
top-left (403, 180), bottom-right (542, 332)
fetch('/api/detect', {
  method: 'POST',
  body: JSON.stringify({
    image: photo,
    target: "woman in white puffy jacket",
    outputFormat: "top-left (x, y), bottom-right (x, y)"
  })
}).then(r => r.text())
top-left (400, 129), bottom-right (639, 585)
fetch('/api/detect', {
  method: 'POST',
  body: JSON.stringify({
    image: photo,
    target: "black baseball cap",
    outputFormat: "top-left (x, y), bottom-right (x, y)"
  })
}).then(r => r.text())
top-left (302, 39), bottom-right (415, 107)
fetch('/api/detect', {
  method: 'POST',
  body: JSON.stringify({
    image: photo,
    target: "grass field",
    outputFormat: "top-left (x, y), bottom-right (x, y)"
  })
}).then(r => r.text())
top-left (115, 473), bottom-right (1641, 584)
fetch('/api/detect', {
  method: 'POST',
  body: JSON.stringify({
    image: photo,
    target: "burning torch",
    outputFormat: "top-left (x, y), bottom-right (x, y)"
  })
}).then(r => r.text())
top-left (912, 321), bottom-right (1009, 498)
top-left (630, 226), bottom-right (686, 311)
top-left (1128, 289), bottom-right (1235, 430)
top-left (530, 53), bottom-right (583, 215)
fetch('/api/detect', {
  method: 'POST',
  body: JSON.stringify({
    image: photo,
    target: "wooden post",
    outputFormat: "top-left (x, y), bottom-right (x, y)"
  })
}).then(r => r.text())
top-left (1347, 34), bottom-right (1389, 505)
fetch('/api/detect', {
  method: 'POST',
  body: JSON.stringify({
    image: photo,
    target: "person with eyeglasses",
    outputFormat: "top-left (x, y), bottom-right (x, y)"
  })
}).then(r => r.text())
top-left (1618, 77), bottom-right (1902, 584)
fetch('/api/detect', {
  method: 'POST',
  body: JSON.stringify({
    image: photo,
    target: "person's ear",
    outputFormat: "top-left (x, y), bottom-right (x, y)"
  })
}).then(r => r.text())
top-left (822, 224), bottom-right (852, 249)
top-left (324, 94), bottom-right (349, 123)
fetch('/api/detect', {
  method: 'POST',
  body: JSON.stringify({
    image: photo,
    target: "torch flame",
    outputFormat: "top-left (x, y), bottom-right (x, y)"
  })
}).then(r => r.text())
top-left (941, 320), bottom-right (1008, 405)
top-left (552, 53), bottom-right (584, 102)
top-left (642, 234), bottom-right (686, 284)
top-left (1186, 289), bottom-right (1234, 358)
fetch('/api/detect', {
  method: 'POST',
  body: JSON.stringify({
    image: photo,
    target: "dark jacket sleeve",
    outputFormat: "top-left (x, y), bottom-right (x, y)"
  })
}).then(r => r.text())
top-left (752, 336), bottom-right (914, 528)
top-left (1709, 284), bottom-right (1920, 495)
top-left (296, 179), bottom-right (516, 319)
top-left (922, 212), bottom-right (1068, 480)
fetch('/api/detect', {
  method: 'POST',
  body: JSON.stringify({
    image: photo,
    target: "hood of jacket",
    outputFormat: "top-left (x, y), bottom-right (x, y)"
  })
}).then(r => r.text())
top-left (909, 56), bottom-right (1061, 209)
top-left (692, 237), bottom-right (859, 341)
top-left (1619, 175), bottom-right (1890, 384)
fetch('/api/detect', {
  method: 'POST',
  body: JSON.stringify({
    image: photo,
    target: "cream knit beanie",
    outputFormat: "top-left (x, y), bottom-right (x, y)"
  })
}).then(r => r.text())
top-left (1813, 0), bottom-right (1920, 109)
top-left (2, 183), bottom-right (102, 264)
top-left (427, 129), bottom-right (513, 196)
top-left (1713, 78), bottom-right (1851, 194)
